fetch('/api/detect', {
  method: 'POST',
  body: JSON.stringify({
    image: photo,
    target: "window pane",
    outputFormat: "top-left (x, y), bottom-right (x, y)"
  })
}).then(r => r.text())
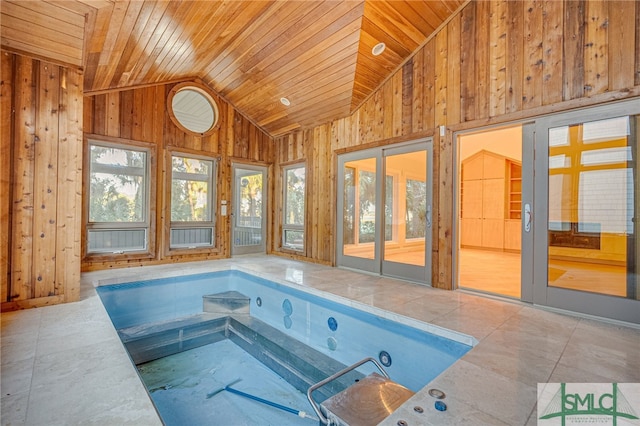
top-left (343, 166), bottom-right (356, 245)
top-left (285, 167), bottom-right (305, 226)
top-left (238, 173), bottom-right (263, 227)
top-left (548, 115), bottom-right (638, 299)
top-left (171, 156), bottom-right (212, 222)
top-left (89, 145), bottom-right (146, 223)
top-left (406, 178), bottom-right (427, 239)
top-left (359, 170), bottom-right (376, 243)
top-left (283, 230), bottom-right (304, 251)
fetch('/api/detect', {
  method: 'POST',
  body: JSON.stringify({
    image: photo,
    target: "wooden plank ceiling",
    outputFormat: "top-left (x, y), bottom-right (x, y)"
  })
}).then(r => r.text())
top-left (1, 0), bottom-right (465, 136)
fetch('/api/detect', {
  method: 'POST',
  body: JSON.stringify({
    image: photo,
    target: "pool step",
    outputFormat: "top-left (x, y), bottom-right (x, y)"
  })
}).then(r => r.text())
top-left (119, 314), bottom-right (228, 364)
top-left (203, 291), bottom-right (251, 315)
top-left (228, 315), bottom-right (362, 402)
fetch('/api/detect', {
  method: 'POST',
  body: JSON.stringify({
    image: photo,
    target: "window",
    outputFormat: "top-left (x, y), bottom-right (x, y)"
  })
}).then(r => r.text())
top-left (170, 153), bottom-right (216, 249)
top-left (87, 141), bottom-right (150, 253)
top-left (167, 83), bottom-right (219, 137)
top-left (405, 178), bottom-right (427, 239)
top-left (282, 164), bottom-right (306, 251)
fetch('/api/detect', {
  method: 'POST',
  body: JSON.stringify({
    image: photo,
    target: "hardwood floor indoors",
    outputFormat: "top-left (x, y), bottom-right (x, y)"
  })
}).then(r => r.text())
top-left (458, 248), bottom-right (628, 299)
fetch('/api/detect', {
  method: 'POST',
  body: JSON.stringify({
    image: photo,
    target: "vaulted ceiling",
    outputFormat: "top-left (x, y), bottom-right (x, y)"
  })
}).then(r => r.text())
top-left (1, 0), bottom-right (466, 136)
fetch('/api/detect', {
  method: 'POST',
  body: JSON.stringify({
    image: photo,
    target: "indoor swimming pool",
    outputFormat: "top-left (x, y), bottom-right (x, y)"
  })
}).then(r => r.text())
top-left (97, 269), bottom-right (475, 425)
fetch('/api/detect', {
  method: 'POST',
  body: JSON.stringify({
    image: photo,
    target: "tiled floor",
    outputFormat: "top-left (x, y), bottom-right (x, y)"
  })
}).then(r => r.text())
top-left (2, 255), bottom-right (639, 425)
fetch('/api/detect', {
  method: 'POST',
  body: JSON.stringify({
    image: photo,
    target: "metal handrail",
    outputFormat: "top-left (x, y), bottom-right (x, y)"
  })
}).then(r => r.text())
top-left (306, 357), bottom-right (390, 425)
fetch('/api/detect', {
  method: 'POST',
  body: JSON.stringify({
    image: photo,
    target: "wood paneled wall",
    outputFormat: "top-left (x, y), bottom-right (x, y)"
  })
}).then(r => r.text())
top-left (271, 0), bottom-right (640, 288)
top-left (82, 80), bottom-right (273, 271)
top-left (1, 52), bottom-right (84, 310)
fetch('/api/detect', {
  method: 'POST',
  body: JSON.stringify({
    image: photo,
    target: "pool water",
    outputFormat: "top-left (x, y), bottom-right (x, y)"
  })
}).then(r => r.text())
top-left (139, 340), bottom-right (316, 426)
top-left (97, 269), bottom-right (475, 425)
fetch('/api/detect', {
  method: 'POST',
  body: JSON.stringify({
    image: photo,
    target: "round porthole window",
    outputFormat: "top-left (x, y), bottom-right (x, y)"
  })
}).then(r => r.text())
top-left (167, 83), bottom-right (219, 136)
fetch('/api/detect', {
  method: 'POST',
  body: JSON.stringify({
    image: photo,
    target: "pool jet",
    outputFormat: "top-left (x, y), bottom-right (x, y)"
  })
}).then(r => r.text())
top-left (206, 379), bottom-right (318, 421)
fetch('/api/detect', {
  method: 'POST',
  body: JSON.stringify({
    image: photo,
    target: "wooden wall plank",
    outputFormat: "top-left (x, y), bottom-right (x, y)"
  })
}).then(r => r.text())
top-left (56, 67), bottom-right (83, 302)
top-left (119, 89), bottom-right (134, 140)
top-left (11, 55), bottom-right (37, 301)
top-left (402, 58), bottom-right (413, 134)
top-left (523, 0), bottom-right (544, 109)
top-left (106, 91), bottom-right (120, 137)
top-left (506, 0), bottom-right (524, 113)
top-left (542, 0), bottom-right (564, 105)
top-left (412, 48), bottom-right (425, 133)
top-left (609, 1), bottom-right (635, 91)
top-left (382, 78), bottom-right (394, 140)
top-left (4, 54), bottom-right (84, 307)
top-left (435, 27), bottom-right (448, 129)
top-left (563, 0), bottom-right (585, 100)
top-left (489, 0), bottom-right (507, 117)
top-left (33, 62), bottom-right (59, 298)
top-left (636, 2), bottom-right (640, 87)
top-left (460, 2), bottom-right (476, 122)
top-left (584, 0), bottom-right (609, 95)
top-left (391, 72), bottom-right (403, 137)
top-left (1, 52), bottom-right (14, 302)
top-left (423, 39), bottom-right (436, 129)
top-left (446, 13), bottom-right (461, 126)
top-left (474, 0), bottom-right (490, 118)
top-left (436, 129), bottom-right (452, 290)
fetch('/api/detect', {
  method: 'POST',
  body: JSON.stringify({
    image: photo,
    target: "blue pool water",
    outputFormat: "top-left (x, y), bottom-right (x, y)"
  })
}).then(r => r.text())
top-left (98, 270), bottom-right (475, 425)
top-left (97, 270), bottom-right (473, 393)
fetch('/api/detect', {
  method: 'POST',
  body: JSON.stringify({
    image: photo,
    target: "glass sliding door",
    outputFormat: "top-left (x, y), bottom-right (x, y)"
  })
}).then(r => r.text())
top-left (382, 145), bottom-right (432, 282)
top-left (338, 150), bottom-right (380, 273)
top-left (337, 140), bottom-right (433, 283)
top-left (456, 125), bottom-right (526, 299)
top-left (232, 164), bottom-right (267, 255)
top-left (534, 99), bottom-right (640, 324)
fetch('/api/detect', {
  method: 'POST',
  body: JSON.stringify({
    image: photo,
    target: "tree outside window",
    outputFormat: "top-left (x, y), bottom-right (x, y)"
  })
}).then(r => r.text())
top-left (87, 142), bottom-right (150, 253)
top-left (283, 165), bottom-right (305, 251)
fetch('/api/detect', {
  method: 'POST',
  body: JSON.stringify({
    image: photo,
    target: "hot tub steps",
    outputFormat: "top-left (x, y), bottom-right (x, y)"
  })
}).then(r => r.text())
top-left (119, 314), bottom-right (228, 364)
top-left (203, 291), bottom-right (250, 315)
top-left (227, 315), bottom-right (362, 402)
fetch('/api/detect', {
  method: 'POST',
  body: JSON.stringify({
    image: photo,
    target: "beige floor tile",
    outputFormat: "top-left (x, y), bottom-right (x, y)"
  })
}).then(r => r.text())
top-left (428, 360), bottom-right (537, 425)
top-left (0, 358), bottom-right (34, 397)
top-left (0, 390), bottom-right (29, 426)
top-left (380, 393), bottom-right (511, 426)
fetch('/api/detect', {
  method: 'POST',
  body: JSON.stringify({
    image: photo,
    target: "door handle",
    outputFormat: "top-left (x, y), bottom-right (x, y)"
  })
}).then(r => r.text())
top-left (524, 203), bottom-right (532, 233)
top-left (426, 205), bottom-right (432, 228)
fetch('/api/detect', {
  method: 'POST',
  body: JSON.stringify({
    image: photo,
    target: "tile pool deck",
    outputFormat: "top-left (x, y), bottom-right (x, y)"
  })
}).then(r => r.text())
top-left (2, 255), bottom-right (639, 425)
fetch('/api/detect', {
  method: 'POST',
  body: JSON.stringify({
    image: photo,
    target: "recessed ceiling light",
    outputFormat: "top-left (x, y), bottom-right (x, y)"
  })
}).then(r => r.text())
top-left (372, 42), bottom-right (386, 56)
top-left (280, 97), bottom-right (291, 106)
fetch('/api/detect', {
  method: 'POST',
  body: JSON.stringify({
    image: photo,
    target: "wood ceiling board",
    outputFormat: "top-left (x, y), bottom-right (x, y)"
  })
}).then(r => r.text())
top-left (223, 4), bottom-right (363, 101)
top-left (139, 1), bottom-right (216, 84)
top-left (124, 1), bottom-right (201, 87)
top-left (47, 0), bottom-right (104, 15)
top-left (2, 1), bottom-right (84, 37)
top-left (94, 0), bottom-right (146, 89)
top-left (363, 1), bottom-right (425, 50)
top-left (107, 0), bottom-right (166, 87)
top-left (166, 1), bottom-right (272, 83)
top-left (214, 1), bottom-right (363, 95)
top-left (1, 20), bottom-right (83, 66)
top-left (226, 21), bottom-right (361, 132)
top-left (3, 0), bottom-right (463, 137)
top-left (360, 15), bottom-right (412, 59)
top-left (83, 3), bottom-right (116, 88)
top-left (254, 65), bottom-right (356, 125)
top-left (203, 1), bottom-right (324, 88)
top-left (234, 2), bottom-right (360, 77)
